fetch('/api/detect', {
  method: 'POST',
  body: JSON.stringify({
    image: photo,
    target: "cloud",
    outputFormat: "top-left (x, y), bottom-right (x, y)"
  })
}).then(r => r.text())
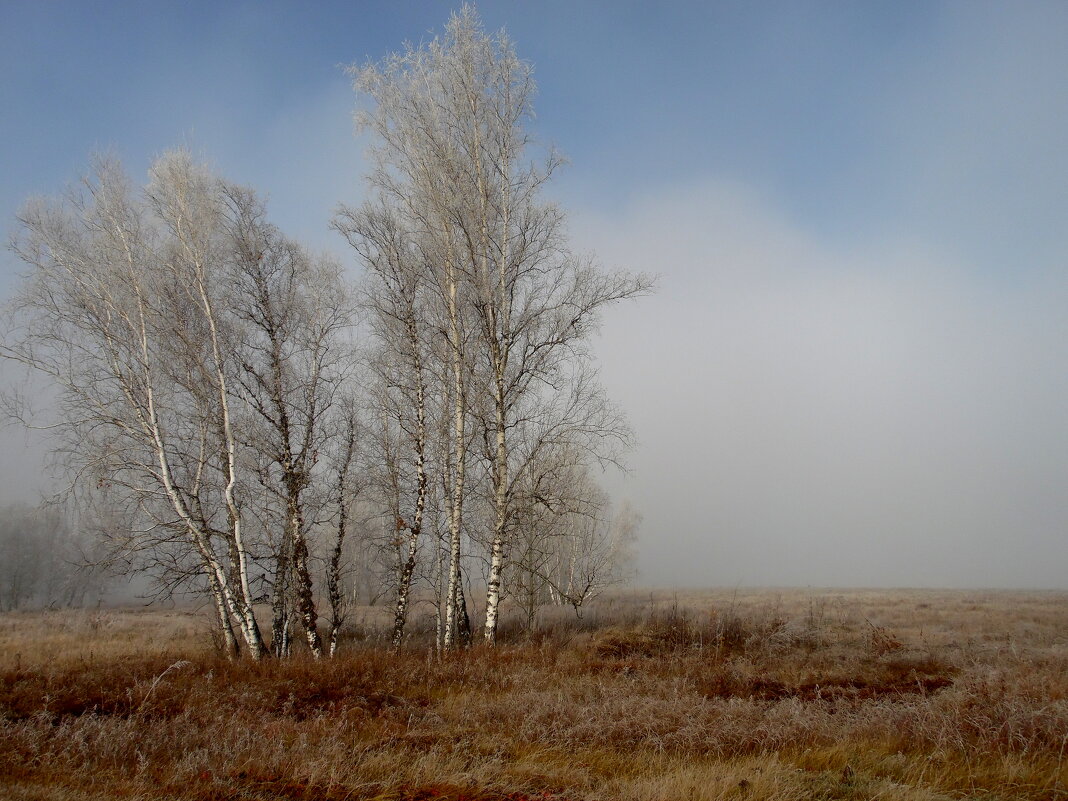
top-left (575, 179), bottom-right (1068, 588)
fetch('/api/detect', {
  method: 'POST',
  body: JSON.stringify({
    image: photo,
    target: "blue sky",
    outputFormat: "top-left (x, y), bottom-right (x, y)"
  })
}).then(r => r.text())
top-left (3, 1), bottom-right (1068, 587)
top-left (8, 1), bottom-right (1063, 266)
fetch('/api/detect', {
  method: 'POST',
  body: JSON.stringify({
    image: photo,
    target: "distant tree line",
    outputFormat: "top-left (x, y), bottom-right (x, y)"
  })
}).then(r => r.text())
top-left (1, 7), bottom-right (649, 656)
top-left (0, 504), bottom-right (109, 611)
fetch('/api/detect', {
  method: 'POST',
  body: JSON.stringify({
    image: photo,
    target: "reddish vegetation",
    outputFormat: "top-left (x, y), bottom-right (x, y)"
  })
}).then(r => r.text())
top-left (388, 788), bottom-right (566, 800)
top-left (2, 589), bottom-right (1067, 800)
top-left (162, 777), bottom-right (567, 801)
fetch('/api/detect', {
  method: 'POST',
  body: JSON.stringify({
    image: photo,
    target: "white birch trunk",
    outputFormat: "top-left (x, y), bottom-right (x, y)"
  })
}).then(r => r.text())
top-left (442, 274), bottom-right (467, 652)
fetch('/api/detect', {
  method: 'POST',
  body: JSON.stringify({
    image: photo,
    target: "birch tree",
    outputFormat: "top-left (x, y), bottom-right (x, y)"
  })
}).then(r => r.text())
top-left (347, 6), bottom-right (652, 646)
top-left (535, 467), bottom-right (640, 615)
top-left (4, 154), bottom-right (269, 657)
top-left (225, 185), bottom-right (356, 659)
top-left (4, 152), bottom-right (361, 658)
top-left (335, 204), bottom-right (436, 648)
top-left (347, 15), bottom-right (485, 650)
top-left (325, 402), bottom-right (359, 657)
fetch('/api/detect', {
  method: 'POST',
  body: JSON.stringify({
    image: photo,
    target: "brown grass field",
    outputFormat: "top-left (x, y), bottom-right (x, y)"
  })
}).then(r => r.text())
top-left (2, 588), bottom-right (1067, 800)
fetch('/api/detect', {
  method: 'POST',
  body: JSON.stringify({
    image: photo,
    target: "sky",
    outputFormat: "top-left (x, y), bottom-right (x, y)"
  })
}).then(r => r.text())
top-left (2, 1), bottom-right (1067, 588)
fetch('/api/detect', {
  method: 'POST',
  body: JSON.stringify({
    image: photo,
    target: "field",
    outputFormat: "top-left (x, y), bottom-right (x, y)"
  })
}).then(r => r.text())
top-left (2, 589), bottom-right (1067, 800)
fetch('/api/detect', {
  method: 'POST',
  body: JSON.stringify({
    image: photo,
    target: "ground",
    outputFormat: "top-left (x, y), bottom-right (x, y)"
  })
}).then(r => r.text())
top-left (2, 588), bottom-right (1066, 800)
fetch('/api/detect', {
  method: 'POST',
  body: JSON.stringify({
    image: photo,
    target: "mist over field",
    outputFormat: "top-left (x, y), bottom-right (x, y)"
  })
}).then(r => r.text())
top-left (4, 7), bottom-right (1068, 801)
top-left (2, 1), bottom-right (1068, 590)
top-left (582, 182), bottom-right (1068, 589)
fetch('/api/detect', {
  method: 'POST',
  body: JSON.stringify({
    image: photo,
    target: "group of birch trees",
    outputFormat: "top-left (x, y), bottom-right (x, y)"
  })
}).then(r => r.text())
top-left (6, 153), bottom-right (358, 658)
top-left (2, 7), bottom-right (648, 656)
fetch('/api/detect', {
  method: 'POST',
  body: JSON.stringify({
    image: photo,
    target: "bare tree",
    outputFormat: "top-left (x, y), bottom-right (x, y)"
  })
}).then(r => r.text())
top-left (335, 204), bottom-right (436, 649)
top-left (347, 6), bottom-right (651, 648)
top-left (0, 505), bottom-right (55, 611)
top-left (348, 14), bottom-right (482, 650)
top-left (4, 152), bottom-right (359, 659)
top-left (0, 504), bottom-right (108, 610)
top-left (224, 185), bottom-right (357, 659)
top-left (545, 475), bottom-right (639, 615)
top-left (505, 422), bottom-right (639, 630)
top-left (325, 401), bottom-right (359, 657)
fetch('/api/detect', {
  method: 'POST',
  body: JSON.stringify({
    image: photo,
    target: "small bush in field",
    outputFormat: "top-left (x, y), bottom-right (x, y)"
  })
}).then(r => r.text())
top-left (867, 625), bottom-right (904, 656)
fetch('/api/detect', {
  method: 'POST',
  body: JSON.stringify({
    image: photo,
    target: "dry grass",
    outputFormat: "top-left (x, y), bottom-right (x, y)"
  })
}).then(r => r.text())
top-left (2, 589), bottom-right (1067, 800)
